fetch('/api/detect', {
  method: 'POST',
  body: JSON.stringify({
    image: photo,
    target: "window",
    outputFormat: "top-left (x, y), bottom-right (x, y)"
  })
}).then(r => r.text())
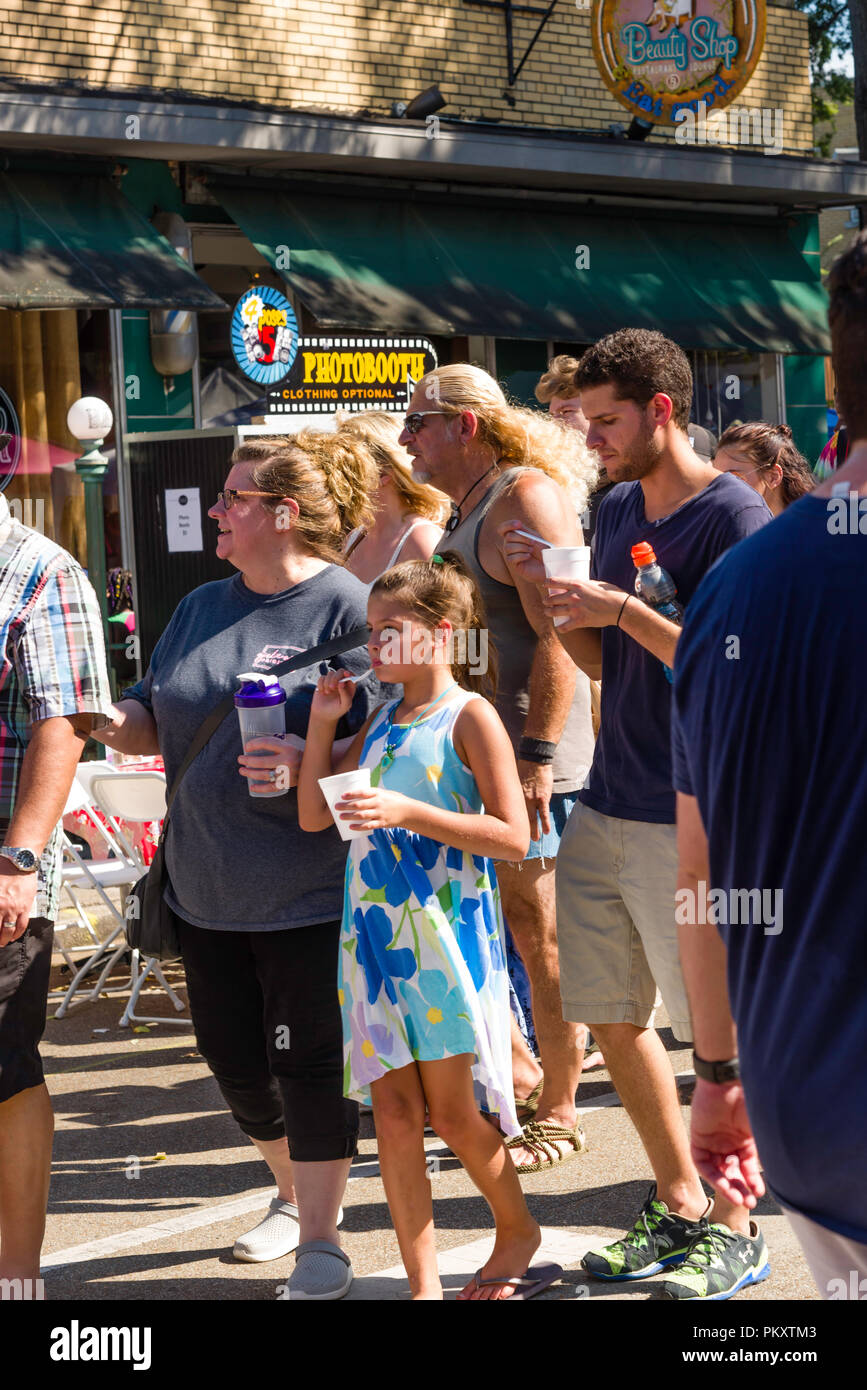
top-left (691, 351), bottom-right (780, 440)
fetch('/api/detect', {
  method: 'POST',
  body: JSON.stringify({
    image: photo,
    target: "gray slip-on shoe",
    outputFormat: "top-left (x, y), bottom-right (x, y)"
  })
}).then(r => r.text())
top-left (283, 1240), bottom-right (354, 1300)
top-left (233, 1199), bottom-right (344, 1262)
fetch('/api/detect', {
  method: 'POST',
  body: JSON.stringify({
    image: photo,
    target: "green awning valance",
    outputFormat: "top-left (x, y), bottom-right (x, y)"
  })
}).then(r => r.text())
top-left (212, 183), bottom-right (829, 355)
top-left (0, 171), bottom-right (226, 311)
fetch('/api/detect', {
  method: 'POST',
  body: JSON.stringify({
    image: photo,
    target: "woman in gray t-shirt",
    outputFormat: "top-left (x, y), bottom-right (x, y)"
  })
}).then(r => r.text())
top-left (94, 430), bottom-right (381, 1300)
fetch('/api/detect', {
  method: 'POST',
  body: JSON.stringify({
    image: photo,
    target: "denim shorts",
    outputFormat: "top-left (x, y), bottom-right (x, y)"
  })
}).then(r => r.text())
top-left (525, 790), bottom-right (578, 864)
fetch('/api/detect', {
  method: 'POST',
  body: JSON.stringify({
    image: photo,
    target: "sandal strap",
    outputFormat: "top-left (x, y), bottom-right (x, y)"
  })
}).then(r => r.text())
top-left (505, 1120), bottom-right (584, 1173)
top-left (516, 1078), bottom-right (544, 1114)
top-left (472, 1268), bottom-right (536, 1289)
top-left (295, 1240), bottom-right (351, 1266)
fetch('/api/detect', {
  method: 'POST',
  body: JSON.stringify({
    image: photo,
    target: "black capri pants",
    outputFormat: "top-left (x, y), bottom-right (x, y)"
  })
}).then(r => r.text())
top-left (176, 914), bottom-right (358, 1162)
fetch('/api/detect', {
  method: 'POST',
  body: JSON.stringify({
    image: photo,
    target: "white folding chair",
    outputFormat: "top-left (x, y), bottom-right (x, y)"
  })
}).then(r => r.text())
top-left (53, 777), bottom-right (141, 1018)
top-left (88, 772), bottom-right (190, 1028)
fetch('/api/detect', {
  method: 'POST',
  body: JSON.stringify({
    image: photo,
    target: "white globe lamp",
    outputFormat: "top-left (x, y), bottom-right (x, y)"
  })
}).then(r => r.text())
top-left (68, 396), bottom-right (114, 638)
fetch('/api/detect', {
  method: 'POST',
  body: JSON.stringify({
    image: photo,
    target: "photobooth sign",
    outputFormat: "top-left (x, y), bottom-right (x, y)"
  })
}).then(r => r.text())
top-left (267, 337), bottom-right (438, 415)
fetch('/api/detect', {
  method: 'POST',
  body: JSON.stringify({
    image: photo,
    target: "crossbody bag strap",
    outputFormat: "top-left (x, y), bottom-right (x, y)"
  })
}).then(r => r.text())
top-left (160, 623), bottom-right (370, 822)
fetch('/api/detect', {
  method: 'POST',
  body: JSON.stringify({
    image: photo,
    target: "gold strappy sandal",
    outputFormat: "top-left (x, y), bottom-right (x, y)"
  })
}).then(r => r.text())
top-left (505, 1120), bottom-right (588, 1174)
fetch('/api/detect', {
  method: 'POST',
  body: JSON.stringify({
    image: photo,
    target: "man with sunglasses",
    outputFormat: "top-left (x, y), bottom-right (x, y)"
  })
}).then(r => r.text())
top-left (400, 367), bottom-right (598, 1174)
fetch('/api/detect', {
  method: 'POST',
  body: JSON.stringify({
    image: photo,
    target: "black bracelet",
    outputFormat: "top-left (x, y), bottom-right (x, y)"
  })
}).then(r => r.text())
top-left (616, 593), bottom-right (632, 628)
top-left (518, 737), bottom-right (557, 765)
top-left (693, 1052), bottom-right (741, 1085)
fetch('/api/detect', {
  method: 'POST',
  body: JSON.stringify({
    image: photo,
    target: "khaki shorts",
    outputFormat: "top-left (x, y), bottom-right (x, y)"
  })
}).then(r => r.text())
top-left (556, 801), bottom-right (692, 1041)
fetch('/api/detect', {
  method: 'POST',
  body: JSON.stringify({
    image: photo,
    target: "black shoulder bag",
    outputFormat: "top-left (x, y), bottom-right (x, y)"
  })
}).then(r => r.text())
top-left (124, 625), bottom-right (370, 960)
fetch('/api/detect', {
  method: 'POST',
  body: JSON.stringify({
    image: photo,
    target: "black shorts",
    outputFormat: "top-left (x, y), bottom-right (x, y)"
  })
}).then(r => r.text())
top-left (0, 917), bottom-right (54, 1104)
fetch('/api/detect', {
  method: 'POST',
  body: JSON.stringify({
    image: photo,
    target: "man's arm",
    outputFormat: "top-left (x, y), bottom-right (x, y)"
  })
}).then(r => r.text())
top-left (545, 583), bottom-right (680, 670)
top-left (676, 791), bottom-right (764, 1208)
top-left (488, 476), bottom-right (580, 836)
top-left (496, 508), bottom-right (603, 681)
top-left (2, 555), bottom-right (115, 945)
top-left (676, 791), bottom-right (737, 1059)
top-left (0, 714), bottom-right (94, 946)
top-left (554, 627), bottom-right (603, 681)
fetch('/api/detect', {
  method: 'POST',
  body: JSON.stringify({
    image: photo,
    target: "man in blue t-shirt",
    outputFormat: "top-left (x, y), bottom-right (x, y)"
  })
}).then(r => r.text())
top-left (502, 328), bottom-right (770, 1299)
top-left (672, 234), bottom-right (867, 1299)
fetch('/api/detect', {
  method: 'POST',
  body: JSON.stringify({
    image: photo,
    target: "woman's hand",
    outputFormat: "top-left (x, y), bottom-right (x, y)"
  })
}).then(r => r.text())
top-left (542, 578), bottom-right (627, 631)
top-left (337, 788), bottom-right (411, 832)
top-left (310, 669), bottom-right (356, 725)
top-left (497, 520), bottom-right (548, 585)
top-left (238, 737), bottom-right (301, 792)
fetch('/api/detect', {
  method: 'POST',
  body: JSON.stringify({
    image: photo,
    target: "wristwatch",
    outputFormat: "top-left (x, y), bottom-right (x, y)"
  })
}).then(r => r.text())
top-left (693, 1052), bottom-right (741, 1084)
top-left (0, 846), bottom-right (39, 873)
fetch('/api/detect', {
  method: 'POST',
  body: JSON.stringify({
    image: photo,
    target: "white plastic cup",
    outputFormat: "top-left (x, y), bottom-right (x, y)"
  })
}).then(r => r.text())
top-left (318, 768), bottom-right (372, 841)
top-left (542, 546), bottom-right (591, 627)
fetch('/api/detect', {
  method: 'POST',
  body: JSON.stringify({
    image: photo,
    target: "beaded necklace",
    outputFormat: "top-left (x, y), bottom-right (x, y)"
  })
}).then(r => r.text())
top-left (379, 683), bottom-right (458, 772)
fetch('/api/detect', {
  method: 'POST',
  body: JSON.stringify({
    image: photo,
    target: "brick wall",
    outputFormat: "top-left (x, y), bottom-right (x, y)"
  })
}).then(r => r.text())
top-left (0, 1), bottom-right (814, 153)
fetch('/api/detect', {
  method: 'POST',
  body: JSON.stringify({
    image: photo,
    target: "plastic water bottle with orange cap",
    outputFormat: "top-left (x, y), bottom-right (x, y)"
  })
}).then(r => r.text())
top-left (630, 542), bottom-right (683, 685)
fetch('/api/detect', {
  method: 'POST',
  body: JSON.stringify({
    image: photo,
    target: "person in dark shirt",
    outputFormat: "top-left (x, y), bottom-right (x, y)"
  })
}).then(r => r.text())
top-left (673, 232), bottom-right (867, 1299)
top-left (503, 328), bottom-right (770, 1300)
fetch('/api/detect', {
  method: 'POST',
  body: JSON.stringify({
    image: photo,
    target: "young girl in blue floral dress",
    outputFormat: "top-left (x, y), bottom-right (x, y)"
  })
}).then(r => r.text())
top-left (298, 553), bottom-right (561, 1301)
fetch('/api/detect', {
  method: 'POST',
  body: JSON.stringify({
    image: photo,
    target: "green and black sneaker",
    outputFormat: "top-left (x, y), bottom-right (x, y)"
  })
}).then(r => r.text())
top-left (661, 1220), bottom-right (770, 1300)
top-left (582, 1185), bottom-right (710, 1281)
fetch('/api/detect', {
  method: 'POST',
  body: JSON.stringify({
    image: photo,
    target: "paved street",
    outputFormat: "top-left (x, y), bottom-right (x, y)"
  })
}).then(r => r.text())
top-left (41, 907), bottom-right (817, 1303)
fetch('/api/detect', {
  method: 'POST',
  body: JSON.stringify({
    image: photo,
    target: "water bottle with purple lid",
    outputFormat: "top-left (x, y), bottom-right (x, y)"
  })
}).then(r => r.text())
top-left (235, 673), bottom-right (288, 798)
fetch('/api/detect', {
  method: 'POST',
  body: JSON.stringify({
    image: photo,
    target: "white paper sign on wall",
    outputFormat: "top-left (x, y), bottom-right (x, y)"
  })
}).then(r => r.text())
top-left (164, 487), bottom-right (203, 553)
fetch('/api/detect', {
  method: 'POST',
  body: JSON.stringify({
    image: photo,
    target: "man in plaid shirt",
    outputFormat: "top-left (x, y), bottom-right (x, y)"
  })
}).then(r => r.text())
top-left (0, 490), bottom-right (112, 1287)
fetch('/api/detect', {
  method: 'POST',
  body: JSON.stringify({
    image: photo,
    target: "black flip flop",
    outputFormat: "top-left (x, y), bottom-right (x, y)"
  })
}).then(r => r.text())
top-left (462, 1260), bottom-right (564, 1301)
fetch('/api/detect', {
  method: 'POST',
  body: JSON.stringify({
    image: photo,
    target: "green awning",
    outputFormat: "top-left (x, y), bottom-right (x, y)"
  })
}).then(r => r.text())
top-left (0, 171), bottom-right (226, 310)
top-left (212, 183), bottom-right (829, 355)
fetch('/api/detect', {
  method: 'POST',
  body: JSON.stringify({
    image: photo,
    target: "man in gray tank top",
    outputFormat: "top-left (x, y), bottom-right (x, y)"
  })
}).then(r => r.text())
top-left (398, 365), bottom-right (597, 1173)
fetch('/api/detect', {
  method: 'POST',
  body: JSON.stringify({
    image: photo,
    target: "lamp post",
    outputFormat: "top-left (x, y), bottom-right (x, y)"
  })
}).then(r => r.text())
top-left (68, 396), bottom-right (113, 641)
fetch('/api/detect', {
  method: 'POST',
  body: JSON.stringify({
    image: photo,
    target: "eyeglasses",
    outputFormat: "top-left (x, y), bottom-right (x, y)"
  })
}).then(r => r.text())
top-left (215, 489), bottom-right (284, 510)
top-left (729, 468), bottom-right (762, 483)
top-left (402, 411), bottom-right (450, 436)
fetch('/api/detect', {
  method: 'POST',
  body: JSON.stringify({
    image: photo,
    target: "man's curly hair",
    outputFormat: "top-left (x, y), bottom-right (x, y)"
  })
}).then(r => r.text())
top-left (827, 231), bottom-right (867, 443)
top-left (574, 328), bottom-right (693, 431)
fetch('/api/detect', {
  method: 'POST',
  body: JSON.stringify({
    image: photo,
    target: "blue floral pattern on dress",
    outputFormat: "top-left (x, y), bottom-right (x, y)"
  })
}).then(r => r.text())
top-left (338, 689), bottom-right (520, 1136)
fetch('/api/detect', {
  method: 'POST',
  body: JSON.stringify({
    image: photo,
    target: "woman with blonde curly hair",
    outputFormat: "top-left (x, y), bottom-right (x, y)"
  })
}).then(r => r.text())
top-left (92, 430), bottom-right (382, 1300)
top-left (339, 411), bottom-right (448, 583)
top-left (397, 363), bottom-right (598, 1175)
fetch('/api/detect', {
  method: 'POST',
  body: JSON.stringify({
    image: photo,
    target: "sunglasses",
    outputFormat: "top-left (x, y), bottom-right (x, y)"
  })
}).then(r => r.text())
top-left (402, 411), bottom-right (451, 436)
top-left (215, 489), bottom-right (285, 510)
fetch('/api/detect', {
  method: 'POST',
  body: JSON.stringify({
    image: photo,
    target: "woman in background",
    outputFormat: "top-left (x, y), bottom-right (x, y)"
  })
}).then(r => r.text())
top-left (341, 411), bottom-right (447, 583)
top-left (714, 422), bottom-right (815, 516)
